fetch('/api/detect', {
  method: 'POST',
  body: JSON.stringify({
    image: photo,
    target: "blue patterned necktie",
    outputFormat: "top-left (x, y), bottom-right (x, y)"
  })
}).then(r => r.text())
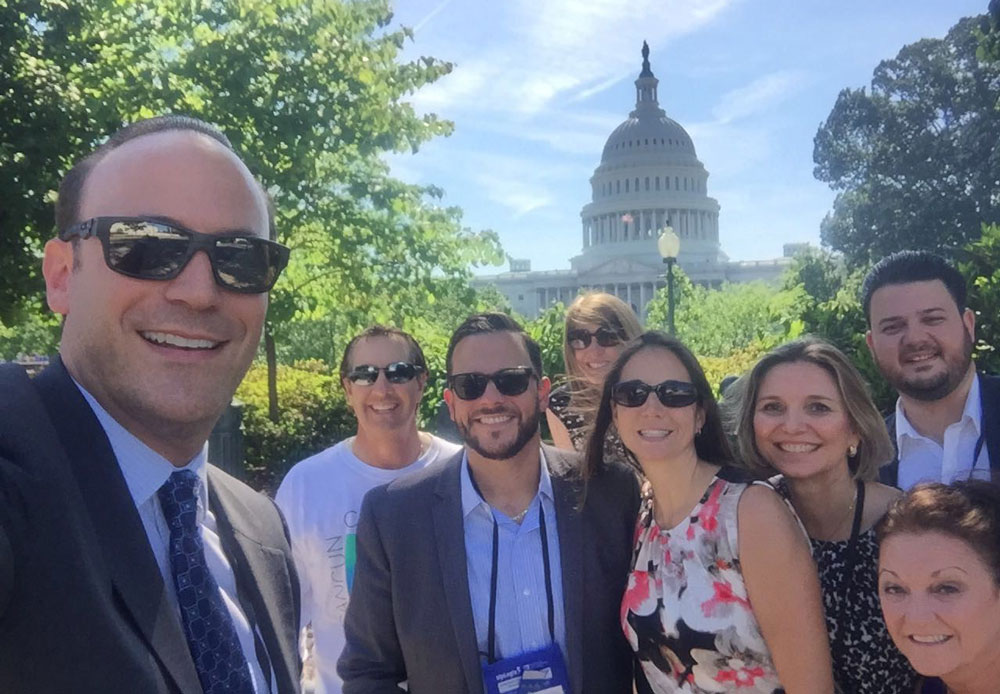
top-left (158, 470), bottom-right (255, 694)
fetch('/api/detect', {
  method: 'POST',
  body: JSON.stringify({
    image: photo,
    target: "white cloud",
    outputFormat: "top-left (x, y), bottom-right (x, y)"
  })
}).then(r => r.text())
top-left (413, 0), bottom-right (454, 33)
top-left (408, 0), bottom-right (738, 119)
top-left (711, 70), bottom-right (808, 124)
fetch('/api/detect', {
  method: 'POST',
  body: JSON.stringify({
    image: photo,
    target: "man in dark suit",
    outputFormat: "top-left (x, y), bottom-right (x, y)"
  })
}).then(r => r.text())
top-left (862, 251), bottom-right (1000, 489)
top-left (0, 116), bottom-right (300, 693)
top-left (339, 313), bottom-right (640, 694)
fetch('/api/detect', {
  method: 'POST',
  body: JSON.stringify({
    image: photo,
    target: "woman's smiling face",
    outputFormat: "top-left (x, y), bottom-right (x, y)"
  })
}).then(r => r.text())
top-left (752, 361), bottom-right (859, 481)
top-left (612, 346), bottom-right (703, 469)
top-left (879, 530), bottom-right (1000, 682)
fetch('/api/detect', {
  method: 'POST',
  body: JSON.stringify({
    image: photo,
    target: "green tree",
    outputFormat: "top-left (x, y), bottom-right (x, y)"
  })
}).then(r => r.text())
top-left (957, 223), bottom-right (1000, 374)
top-left (647, 275), bottom-right (806, 359)
top-left (981, 0), bottom-right (1000, 61)
top-left (814, 15), bottom-right (1000, 264)
top-left (0, 0), bottom-right (123, 322)
top-left (781, 249), bottom-right (895, 411)
top-left (2, 0), bottom-right (504, 416)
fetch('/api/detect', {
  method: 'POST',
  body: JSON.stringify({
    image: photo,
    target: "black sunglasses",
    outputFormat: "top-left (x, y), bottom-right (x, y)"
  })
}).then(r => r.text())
top-left (59, 217), bottom-right (290, 294)
top-left (448, 367), bottom-right (536, 401)
top-left (611, 379), bottom-right (699, 408)
top-left (567, 327), bottom-right (624, 350)
top-left (347, 362), bottom-right (425, 385)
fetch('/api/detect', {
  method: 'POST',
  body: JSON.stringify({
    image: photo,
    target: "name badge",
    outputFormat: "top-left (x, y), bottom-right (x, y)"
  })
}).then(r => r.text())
top-left (482, 643), bottom-right (570, 694)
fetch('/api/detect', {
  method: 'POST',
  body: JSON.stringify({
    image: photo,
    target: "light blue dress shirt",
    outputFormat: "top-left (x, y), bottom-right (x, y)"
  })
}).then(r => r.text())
top-left (460, 449), bottom-right (566, 664)
top-left (74, 382), bottom-right (273, 693)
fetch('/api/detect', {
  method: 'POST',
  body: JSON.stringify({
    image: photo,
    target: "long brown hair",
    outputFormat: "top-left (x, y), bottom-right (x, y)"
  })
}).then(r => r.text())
top-left (583, 331), bottom-right (733, 481)
top-left (560, 293), bottom-right (642, 437)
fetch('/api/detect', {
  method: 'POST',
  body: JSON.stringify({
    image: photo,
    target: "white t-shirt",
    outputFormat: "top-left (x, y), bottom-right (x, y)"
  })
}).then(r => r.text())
top-left (275, 434), bottom-right (461, 694)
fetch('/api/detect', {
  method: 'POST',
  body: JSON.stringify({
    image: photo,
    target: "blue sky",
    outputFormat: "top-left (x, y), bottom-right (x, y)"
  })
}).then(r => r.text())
top-left (386, 0), bottom-right (988, 273)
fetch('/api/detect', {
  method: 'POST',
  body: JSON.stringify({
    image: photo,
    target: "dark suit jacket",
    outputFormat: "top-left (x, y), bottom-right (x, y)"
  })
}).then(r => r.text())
top-left (338, 444), bottom-right (640, 694)
top-left (0, 359), bottom-right (301, 694)
top-left (879, 373), bottom-right (1000, 487)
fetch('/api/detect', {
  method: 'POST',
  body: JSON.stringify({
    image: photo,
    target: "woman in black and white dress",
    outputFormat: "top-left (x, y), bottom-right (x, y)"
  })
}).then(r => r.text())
top-left (733, 337), bottom-right (917, 694)
top-left (546, 292), bottom-right (641, 468)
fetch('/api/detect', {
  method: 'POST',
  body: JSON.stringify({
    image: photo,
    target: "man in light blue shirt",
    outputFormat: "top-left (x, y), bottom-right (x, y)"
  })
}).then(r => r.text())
top-left (0, 115), bottom-right (300, 694)
top-left (339, 313), bottom-right (640, 694)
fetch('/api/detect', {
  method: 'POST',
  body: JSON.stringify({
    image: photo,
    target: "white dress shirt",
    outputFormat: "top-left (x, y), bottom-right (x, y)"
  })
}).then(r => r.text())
top-left (895, 375), bottom-right (990, 490)
top-left (76, 383), bottom-right (273, 693)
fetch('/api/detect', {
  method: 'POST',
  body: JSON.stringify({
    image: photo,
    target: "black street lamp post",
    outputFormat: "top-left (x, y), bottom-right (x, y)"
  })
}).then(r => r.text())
top-left (657, 223), bottom-right (681, 335)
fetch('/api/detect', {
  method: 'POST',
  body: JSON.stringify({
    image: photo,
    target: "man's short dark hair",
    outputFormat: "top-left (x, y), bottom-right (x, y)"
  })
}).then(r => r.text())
top-left (861, 250), bottom-right (968, 324)
top-left (339, 326), bottom-right (427, 382)
top-left (445, 313), bottom-right (543, 378)
top-left (55, 114), bottom-right (276, 240)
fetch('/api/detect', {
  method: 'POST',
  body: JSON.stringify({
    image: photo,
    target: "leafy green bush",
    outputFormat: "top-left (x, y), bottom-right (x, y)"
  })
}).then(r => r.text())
top-left (236, 360), bottom-right (355, 493)
top-left (0, 303), bottom-right (60, 361)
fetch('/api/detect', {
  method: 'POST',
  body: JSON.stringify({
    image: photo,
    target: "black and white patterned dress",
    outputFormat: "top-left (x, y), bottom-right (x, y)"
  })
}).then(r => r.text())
top-left (808, 493), bottom-right (918, 694)
top-left (548, 385), bottom-right (636, 471)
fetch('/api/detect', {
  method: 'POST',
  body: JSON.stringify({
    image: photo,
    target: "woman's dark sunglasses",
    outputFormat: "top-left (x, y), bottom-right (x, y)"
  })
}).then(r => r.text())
top-left (567, 327), bottom-right (624, 350)
top-left (611, 379), bottom-right (698, 408)
top-left (346, 362), bottom-right (425, 385)
top-left (448, 367), bottom-right (536, 401)
top-left (59, 217), bottom-right (290, 294)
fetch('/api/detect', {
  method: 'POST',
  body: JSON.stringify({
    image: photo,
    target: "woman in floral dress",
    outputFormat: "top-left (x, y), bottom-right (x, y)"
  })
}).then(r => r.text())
top-left (583, 332), bottom-right (834, 693)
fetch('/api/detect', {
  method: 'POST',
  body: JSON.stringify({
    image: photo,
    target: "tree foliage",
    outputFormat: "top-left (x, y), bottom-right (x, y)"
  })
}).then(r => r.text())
top-left (780, 249), bottom-right (895, 410)
top-left (646, 273), bottom-right (806, 359)
top-left (814, 15), bottom-right (1000, 263)
top-left (235, 359), bottom-right (353, 493)
top-left (2, 0), bottom-right (504, 414)
top-left (0, 0), bottom-right (123, 321)
top-left (957, 223), bottom-right (1000, 375)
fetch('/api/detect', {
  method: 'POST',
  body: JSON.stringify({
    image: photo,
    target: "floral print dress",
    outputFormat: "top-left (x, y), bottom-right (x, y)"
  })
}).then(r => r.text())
top-left (622, 477), bottom-right (784, 694)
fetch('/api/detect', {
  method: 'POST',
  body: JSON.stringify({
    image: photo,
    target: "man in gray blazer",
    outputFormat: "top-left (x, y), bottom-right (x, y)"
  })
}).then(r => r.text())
top-left (0, 115), bottom-right (299, 693)
top-left (339, 313), bottom-right (640, 694)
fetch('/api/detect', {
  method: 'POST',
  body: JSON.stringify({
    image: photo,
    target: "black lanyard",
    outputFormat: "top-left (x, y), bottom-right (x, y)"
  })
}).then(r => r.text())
top-left (971, 429), bottom-right (987, 475)
top-left (841, 479), bottom-right (866, 591)
top-left (486, 504), bottom-right (556, 664)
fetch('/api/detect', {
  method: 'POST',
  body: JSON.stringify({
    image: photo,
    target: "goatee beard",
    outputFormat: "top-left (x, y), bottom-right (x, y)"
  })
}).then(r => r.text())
top-left (891, 329), bottom-right (974, 402)
top-left (459, 407), bottom-right (541, 460)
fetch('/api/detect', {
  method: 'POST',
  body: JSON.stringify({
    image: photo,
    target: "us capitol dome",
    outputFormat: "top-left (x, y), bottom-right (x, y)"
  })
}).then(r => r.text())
top-left (476, 42), bottom-right (794, 319)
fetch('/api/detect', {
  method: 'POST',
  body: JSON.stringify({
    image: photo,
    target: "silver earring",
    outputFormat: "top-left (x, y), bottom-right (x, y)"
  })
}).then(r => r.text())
top-left (848, 444), bottom-right (858, 457)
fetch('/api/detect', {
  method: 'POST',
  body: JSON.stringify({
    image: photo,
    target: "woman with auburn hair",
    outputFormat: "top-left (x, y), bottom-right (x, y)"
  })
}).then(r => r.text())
top-left (586, 331), bottom-right (834, 693)
top-left (878, 481), bottom-right (1000, 694)
top-left (546, 292), bottom-right (641, 466)
top-left (733, 337), bottom-right (917, 693)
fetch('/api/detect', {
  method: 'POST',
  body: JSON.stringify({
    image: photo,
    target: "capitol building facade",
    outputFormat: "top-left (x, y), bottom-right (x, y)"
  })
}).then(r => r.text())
top-left (475, 43), bottom-right (794, 319)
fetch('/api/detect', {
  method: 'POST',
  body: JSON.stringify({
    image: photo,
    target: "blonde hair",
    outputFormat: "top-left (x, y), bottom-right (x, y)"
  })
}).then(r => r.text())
top-left (563, 292), bottom-right (642, 383)
top-left (733, 337), bottom-right (893, 481)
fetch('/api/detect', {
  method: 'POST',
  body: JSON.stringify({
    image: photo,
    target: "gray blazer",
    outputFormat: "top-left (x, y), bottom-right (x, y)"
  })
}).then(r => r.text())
top-left (338, 444), bottom-right (640, 694)
top-left (0, 359), bottom-right (301, 694)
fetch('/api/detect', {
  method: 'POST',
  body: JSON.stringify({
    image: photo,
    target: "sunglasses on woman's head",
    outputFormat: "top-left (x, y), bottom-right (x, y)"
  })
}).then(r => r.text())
top-left (567, 327), bottom-right (624, 350)
top-left (611, 379), bottom-right (698, 408)
top-left (59, 216), bottom-right (290, 294)
top-left (347, 362), bottom-right (425, 385)
top-left (448, 367), bottom-right (536, 400)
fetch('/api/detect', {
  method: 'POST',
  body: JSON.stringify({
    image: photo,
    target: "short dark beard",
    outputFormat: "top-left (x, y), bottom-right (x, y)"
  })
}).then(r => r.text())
top-left (889, 328), bottom-right (974, 402)
top-left (458, 405), bottom-right (541, 460)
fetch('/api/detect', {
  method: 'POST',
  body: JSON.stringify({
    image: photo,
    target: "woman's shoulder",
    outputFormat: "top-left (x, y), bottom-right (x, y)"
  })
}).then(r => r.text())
top-left (548, 384), bottom-right (572, 412)
top-left (862, 480), bottom-right (903, 531)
